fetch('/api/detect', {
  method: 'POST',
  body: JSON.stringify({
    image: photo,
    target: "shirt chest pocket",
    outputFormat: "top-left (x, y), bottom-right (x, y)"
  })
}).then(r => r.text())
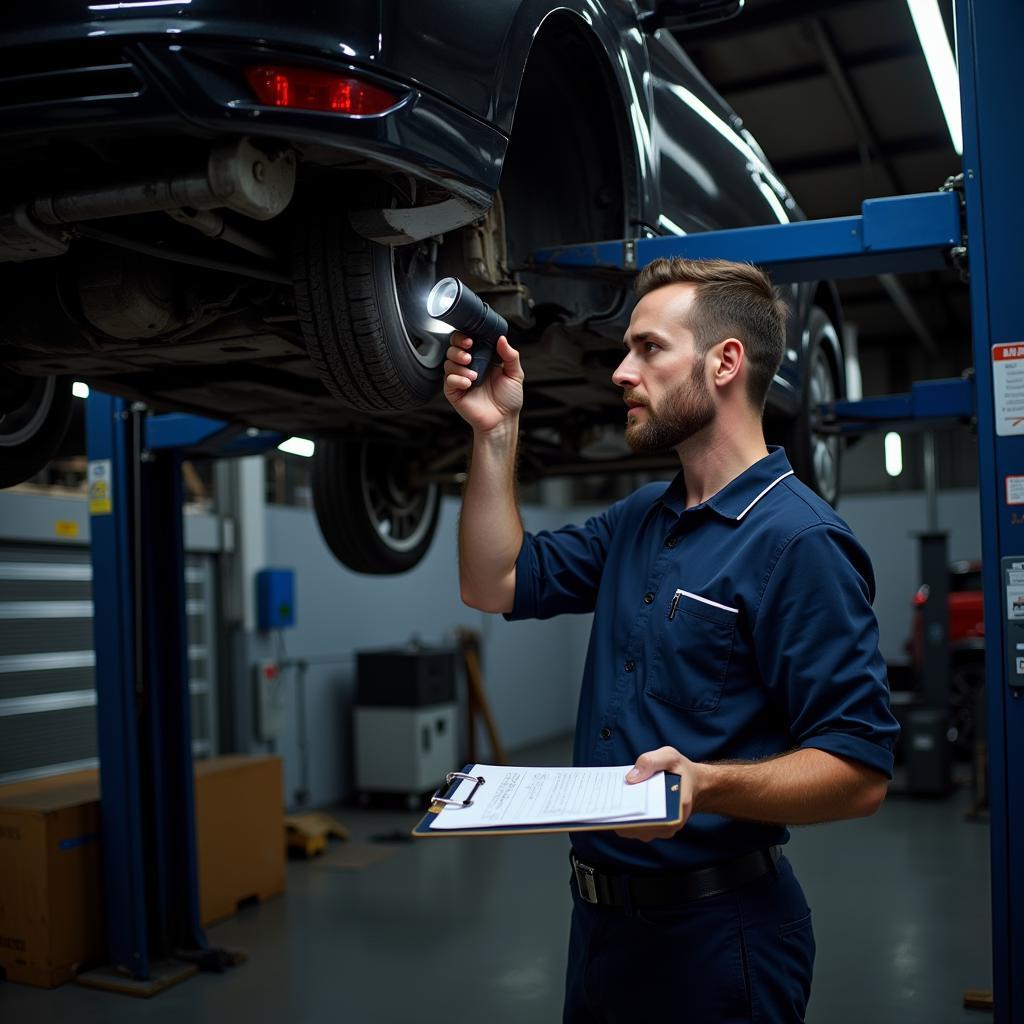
top-left (647, 591), bottom-right (738, 713)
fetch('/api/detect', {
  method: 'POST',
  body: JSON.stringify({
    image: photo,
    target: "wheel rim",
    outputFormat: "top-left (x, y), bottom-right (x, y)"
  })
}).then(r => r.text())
top-left (808, 344), bottom-right (839, 503)
top-left (0, 375), bottom-right (57, 448)
top-left (359, 444), bottom-right (439, 554)
top-left (389, 240), bottom-right (448, 371)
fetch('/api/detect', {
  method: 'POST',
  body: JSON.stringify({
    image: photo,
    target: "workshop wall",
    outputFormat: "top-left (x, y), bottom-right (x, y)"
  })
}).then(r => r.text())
top-left (838, 488), bottom-right (981, 665)
top-left (263, 499), bottom-right (593, 809)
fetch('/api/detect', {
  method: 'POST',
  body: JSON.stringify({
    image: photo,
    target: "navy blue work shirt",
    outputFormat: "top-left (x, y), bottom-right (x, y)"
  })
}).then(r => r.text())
top-left (506, 447), bottom-right (899, 872)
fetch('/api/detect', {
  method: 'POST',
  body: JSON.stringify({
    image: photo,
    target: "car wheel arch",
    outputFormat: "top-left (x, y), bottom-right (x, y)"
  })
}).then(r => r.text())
top-left (495, 8), bottom-right (640, 325)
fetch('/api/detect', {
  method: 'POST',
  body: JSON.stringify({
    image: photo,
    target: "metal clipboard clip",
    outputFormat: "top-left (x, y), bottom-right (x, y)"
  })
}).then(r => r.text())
top-left (430, 771), bottom-right (486, 809)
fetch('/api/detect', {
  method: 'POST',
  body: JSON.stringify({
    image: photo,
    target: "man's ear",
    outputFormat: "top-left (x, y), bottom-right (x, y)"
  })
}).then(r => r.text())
top-left (712, 338), bottom-right (744, 389)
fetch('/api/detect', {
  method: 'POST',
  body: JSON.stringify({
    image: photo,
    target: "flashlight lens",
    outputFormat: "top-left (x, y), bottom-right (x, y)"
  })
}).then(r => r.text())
top-left (426, 278), bottom-right (460, 318)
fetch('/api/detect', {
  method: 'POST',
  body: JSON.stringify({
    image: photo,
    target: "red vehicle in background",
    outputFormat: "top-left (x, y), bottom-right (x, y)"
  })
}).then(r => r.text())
top-left (908, 560), bottom-right (985, 755)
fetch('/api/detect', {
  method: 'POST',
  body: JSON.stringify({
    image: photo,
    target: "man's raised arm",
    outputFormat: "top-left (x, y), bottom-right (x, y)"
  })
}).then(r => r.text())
top-left (443, 332), bottom-right (525, 613)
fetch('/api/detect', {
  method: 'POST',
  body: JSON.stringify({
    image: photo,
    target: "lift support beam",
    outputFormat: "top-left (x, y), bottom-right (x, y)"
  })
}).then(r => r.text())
top-left (530, 190), bottom-right (963, 284)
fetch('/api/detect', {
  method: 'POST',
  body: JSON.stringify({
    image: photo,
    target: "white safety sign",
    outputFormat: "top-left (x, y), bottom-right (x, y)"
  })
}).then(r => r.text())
top-left (1008, 476), bottom-right (1024, 505)
top-left (87, 459), bottom-right (113, 516)
top-left (992, 342), bottom-right (1024, 435)
top-left (1008, 566), bottom-right (1024, 620)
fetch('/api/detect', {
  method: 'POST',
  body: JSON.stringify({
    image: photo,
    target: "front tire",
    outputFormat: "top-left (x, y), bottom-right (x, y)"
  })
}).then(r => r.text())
top-left (786, 306), bottom-right (842, 505)
top-left (0, 374), bottom-right (74, 489)
top-left (311, 438), bottom-right (441, 575)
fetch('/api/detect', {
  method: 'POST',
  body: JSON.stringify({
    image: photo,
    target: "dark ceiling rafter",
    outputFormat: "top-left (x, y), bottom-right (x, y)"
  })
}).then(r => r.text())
top-left (808, 19), bottom-right (903, 187)
top-left (806, 18), bottom-right (938, 355)
top-left (773, 133), bottom-right (951, 177)
top-left (713, 43), bottom-right (918, 97)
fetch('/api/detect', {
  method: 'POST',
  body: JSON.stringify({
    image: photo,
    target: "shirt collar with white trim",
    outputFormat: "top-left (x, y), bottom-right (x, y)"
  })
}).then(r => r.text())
top-left (657, 446), bottom-right (796, 523)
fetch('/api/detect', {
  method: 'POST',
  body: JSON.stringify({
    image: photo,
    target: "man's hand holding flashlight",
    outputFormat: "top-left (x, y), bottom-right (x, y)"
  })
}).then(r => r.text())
top-left (444, 332), bottom-right (524, 433)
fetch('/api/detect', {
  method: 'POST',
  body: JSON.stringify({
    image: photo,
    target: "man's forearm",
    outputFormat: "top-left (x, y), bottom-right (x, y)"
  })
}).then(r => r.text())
top-left (692, 747), bottom-right (888, 825)
top-left (458, 419), bottom-right (524, 613)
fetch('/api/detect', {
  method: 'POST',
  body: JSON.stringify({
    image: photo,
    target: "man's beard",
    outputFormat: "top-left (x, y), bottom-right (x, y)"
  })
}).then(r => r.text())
top-left (624, 358), bottom-right (715, 454)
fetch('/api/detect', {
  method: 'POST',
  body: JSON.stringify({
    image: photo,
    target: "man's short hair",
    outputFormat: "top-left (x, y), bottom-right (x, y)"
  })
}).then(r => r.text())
top-left (634, 257), bottom-right (788, 412)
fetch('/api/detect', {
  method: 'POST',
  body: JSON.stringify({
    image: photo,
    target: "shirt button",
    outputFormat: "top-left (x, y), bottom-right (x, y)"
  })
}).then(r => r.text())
top-left (643, 593), bottom-right (655, 604)
top-left (624, 660), bottom-right (635, 673)
top-left (666, 536), bottom-right (679, 548)
top-left (600, 727), bottom-right (612, 741)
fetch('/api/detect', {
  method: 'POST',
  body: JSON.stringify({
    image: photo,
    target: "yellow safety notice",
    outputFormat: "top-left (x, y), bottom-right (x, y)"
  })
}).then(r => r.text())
top-left (54, 520), bottom-right (80, 538)
top-left (87, 459), bottom-right (113, 516)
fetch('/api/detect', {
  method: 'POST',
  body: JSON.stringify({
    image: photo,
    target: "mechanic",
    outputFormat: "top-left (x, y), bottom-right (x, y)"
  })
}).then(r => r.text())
top-left (443, 257), bottom-right (900, 1023)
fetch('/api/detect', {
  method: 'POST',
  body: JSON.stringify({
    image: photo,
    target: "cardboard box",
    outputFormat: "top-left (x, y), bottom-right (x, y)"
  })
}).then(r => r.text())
top-left (0, 771), bottom-right (103, 988)
top-left (193, 755), bottom-right (285, 925)
top-left (0, 755), bottom-right (285, 988)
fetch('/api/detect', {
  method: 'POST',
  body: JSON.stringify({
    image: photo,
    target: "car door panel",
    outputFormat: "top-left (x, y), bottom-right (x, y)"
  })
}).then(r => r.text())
top-left (646, 29), bottom-right (794, 232)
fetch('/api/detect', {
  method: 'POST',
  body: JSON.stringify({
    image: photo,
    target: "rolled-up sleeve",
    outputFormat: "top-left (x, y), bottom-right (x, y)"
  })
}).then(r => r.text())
top-left (752, 523), bottom-right (900, 778)
top-left (505, 501), bottom-right (625, 621)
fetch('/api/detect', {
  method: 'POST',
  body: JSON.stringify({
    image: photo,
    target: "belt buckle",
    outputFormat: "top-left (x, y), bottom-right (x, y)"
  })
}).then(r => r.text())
top-left (573, 858), bottom-right (598, 904)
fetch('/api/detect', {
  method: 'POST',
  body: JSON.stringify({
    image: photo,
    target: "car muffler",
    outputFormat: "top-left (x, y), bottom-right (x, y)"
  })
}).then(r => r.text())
top-left (0, 137), bottom-right (296, 262)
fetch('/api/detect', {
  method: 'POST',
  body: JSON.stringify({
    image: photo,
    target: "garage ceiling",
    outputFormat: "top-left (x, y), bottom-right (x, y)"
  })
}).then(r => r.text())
top-left (677, 0), bottom-right (969, 393)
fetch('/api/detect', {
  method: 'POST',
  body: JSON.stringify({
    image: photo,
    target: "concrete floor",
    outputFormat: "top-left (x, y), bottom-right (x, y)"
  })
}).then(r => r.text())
top-left (1, 735), bottom-right (992, 1023)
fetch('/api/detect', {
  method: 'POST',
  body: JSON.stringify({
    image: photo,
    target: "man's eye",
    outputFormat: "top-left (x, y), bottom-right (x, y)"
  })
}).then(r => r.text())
top-left (644, 342), bottom-right (660, 354)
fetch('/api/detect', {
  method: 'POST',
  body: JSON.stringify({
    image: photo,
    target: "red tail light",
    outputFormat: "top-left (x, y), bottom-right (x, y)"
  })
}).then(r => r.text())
top-left (244, 66), bottom-right (401, 115)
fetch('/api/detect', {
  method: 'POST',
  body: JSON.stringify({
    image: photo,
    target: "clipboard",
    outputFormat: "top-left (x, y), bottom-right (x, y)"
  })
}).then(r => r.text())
top-left (411, 764), bottom-right (684, 838)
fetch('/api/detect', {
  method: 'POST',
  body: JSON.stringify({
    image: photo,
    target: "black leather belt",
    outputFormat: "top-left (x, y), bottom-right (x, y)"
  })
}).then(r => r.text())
top-left (571, 846), bottom-right (781, 908)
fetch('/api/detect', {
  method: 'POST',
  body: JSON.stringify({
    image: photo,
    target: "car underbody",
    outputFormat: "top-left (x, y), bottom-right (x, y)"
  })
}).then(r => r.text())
top-left (0, 16), bottom-right (843, 571)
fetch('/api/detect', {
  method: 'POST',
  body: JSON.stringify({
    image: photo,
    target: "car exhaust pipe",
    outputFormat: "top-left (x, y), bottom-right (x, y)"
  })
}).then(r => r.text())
top-left (0, 137), bottom-right (296, 262)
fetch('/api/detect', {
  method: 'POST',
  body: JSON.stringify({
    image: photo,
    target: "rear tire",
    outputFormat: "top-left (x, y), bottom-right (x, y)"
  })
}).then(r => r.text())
top-left (312, 438), bottom-right (441, 575)
top-left (292, 190), bottom-right (447, 411)
top-left (0, 374), bottom-right (74, 488)
top-left (785, 306), bottom-right (842, 505)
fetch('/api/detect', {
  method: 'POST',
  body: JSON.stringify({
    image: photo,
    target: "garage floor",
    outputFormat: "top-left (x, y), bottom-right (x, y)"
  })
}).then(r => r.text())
top-left (2, 735), bottom-right (992, 1023)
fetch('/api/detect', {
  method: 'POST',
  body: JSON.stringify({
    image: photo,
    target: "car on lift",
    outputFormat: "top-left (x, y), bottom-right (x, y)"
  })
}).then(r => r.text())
top-left (0, 0), bottom-right (847, 574)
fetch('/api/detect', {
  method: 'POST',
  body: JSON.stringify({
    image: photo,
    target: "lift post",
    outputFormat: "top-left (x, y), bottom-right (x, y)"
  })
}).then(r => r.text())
top-left (84, 395), bottom-right (278, 992)
top-left (530, 2), bottom-right (1021, 1016)
top-left (957, 1), bottom-right (1024, 1017)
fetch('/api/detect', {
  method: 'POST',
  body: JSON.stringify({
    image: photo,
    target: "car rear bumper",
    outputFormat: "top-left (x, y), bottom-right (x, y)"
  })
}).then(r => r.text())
top-left (0, 35), bottom-right (503, 213)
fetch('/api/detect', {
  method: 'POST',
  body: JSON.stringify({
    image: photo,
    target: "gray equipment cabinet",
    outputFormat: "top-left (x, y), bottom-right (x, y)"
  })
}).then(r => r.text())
top-left (353, 647), bottom-right (458, 807)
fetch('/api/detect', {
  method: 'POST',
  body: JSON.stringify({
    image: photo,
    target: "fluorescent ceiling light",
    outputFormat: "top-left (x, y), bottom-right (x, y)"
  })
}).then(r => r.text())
top-left (884, 432), bottom-right (904, 477)
top-left (72, 382), bottom-right (90, 399)
top-left (906, 0), bottom-right (963, 155)
top-left (277, 436), bottom-right (315, 458)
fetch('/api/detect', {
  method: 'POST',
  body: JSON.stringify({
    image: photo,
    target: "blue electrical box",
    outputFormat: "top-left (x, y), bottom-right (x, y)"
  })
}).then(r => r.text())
top-left (256, 568), bottom-right (296, 630)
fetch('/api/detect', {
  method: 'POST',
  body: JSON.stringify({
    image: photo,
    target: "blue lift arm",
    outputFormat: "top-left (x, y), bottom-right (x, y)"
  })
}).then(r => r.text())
top-left (530, 191), bottom-right (963, 284)
top-left (822, 376), bottom-right (976, 435)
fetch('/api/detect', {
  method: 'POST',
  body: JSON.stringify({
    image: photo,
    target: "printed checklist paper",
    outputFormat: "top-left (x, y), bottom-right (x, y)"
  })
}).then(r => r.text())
top-left (428, 764), bottom-right (667, 830)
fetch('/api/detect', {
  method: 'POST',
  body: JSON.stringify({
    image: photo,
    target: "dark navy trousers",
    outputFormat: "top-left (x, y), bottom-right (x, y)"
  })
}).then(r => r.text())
top-left (563, 854), bottom-right (815, 1024)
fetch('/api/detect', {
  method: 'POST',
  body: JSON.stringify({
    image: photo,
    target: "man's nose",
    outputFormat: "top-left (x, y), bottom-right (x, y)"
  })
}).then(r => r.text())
top-left (612, 353), bottom-right (637, 389)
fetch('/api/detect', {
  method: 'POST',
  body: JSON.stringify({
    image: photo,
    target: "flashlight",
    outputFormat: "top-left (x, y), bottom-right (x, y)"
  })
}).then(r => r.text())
top-left (426, 277), bottom-right (509, 388)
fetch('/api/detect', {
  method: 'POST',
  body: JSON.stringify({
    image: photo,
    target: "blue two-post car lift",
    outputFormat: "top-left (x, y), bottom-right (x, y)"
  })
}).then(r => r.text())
top-left (83, 403), bottom-right (279, 993)
top-left (85, 0), bottom-right (1020, 1015)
